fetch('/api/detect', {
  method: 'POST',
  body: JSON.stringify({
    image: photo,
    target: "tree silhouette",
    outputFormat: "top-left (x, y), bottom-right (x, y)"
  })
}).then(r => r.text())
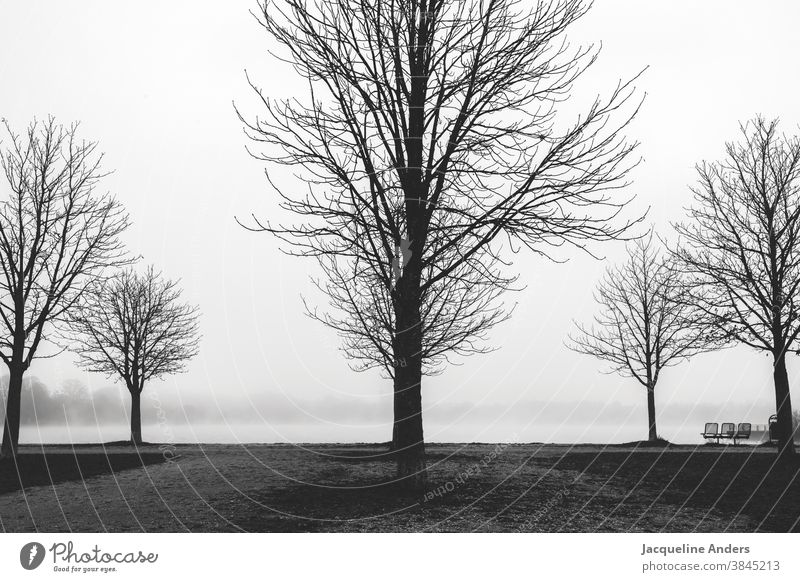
top-left (0, 118), bottom-right (130, 457)
top-left (675, 117), bottom-right (800, 462)
top-left (240, 0), bottom-right (643, 487)
top-left (569, 234), bottom-right (712, 441)
top-left (67, 267), bottom-right (200, 445)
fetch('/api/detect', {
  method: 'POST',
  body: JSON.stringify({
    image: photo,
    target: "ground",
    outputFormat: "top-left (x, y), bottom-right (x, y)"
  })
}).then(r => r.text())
top-left (0, 443), bottom-right (797, 532)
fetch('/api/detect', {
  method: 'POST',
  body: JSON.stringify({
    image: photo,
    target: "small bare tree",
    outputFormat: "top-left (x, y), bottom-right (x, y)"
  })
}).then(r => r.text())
top-left (674, 117), bottom-right (800, 461)
top-left (0, 118), bottom-right (130, 457)
top-left (67, 267), bottom-right (200, 445)
top-left (569, 234), bottom-right (711, 441)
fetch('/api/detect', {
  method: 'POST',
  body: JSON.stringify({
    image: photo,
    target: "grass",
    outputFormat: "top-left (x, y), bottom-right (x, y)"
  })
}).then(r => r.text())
top-left (0, 443), bottom-right (797, 532)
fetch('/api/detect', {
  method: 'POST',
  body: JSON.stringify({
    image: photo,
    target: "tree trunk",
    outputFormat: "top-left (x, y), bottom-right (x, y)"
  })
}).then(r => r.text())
top-left (130, 390), bottom-right (143, 446)
top-left (389, 421), bottom-right (398, 451)
top-left (772, 352), bottom-right (795, 461)
top-left (646, 384), bottom-right (657, 442)
top-left (387, 0), bottom-right (431, 490)
top-left (392, 356), bottom-right (426, 490)
top-left (392, 292), bottom-right (427, 490)
top-left (0, 365), bottom-right (25, 457)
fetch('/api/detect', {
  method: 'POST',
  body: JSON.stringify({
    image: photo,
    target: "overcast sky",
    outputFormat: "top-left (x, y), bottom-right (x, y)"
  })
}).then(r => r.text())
top-left (1, 0), bottom-right (799, 445)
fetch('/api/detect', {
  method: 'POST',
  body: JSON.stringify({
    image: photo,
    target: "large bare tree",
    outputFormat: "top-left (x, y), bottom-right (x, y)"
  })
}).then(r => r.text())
top-left (569, 234), bottom-right (711, 442)
top-left (240, 0), bottom-right (643, 487)
top-left (675, 117), bottom-right (800, 461)
top-left (0, 118), bottom-right (130, 457)
top-left (67, 266), bottom-right (200, 445)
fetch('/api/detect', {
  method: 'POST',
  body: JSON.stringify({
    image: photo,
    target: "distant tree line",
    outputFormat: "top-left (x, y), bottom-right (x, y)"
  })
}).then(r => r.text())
top-left (0, 378), bottom-right (130, 427)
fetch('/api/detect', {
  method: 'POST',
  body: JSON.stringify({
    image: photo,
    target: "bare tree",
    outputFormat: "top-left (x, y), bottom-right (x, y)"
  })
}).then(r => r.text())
top-left (569, 234), bottom-right (712, 442)
top-left (239, 0), bottom-right (643, 487)
top-left (0, 118), bottom-right (130, 457)
top-left (67, 266), bottom-right (200, 445)
top-left (674, 117), bottom-right (800, 462)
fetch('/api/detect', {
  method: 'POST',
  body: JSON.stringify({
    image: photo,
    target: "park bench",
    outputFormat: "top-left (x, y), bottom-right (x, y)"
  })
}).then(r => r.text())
top-left (701, 422), bottom-right (719, 443)
top-left (701, 422), bottom-right (751, 445)
top-left (719, 422), bottom-right (735, 441)
top-left (732, 423), bottom-right (751, 445)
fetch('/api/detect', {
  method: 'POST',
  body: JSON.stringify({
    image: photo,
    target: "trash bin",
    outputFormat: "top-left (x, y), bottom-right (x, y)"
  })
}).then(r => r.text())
top-left (768, 414), bottom-right (778, 444)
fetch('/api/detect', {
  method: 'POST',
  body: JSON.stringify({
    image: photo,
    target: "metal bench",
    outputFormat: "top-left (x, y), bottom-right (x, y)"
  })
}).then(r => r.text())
top-left (701, 422), bottom-right (720, 443)
top-left (733, 422), bottom-right (751, 445)
top-left (701, 422), bottom-right (751, 445)
top-left (719, 422), bottom-right (736, 441)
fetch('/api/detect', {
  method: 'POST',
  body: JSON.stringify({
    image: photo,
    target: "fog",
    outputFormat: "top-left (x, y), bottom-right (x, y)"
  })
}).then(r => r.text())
top-left (0, 1), bottom-right (799, 445)
top-left (2, 374), bottom-right (779, 445)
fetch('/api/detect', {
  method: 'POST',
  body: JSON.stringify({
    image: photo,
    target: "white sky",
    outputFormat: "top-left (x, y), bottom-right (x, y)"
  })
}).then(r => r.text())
top-left (1, 0), bottom-right (799, 444)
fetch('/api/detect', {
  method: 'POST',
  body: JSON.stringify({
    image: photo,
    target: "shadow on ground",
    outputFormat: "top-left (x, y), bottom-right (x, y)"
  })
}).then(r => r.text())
top-left (0, 448), bottom-right (167, 495)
